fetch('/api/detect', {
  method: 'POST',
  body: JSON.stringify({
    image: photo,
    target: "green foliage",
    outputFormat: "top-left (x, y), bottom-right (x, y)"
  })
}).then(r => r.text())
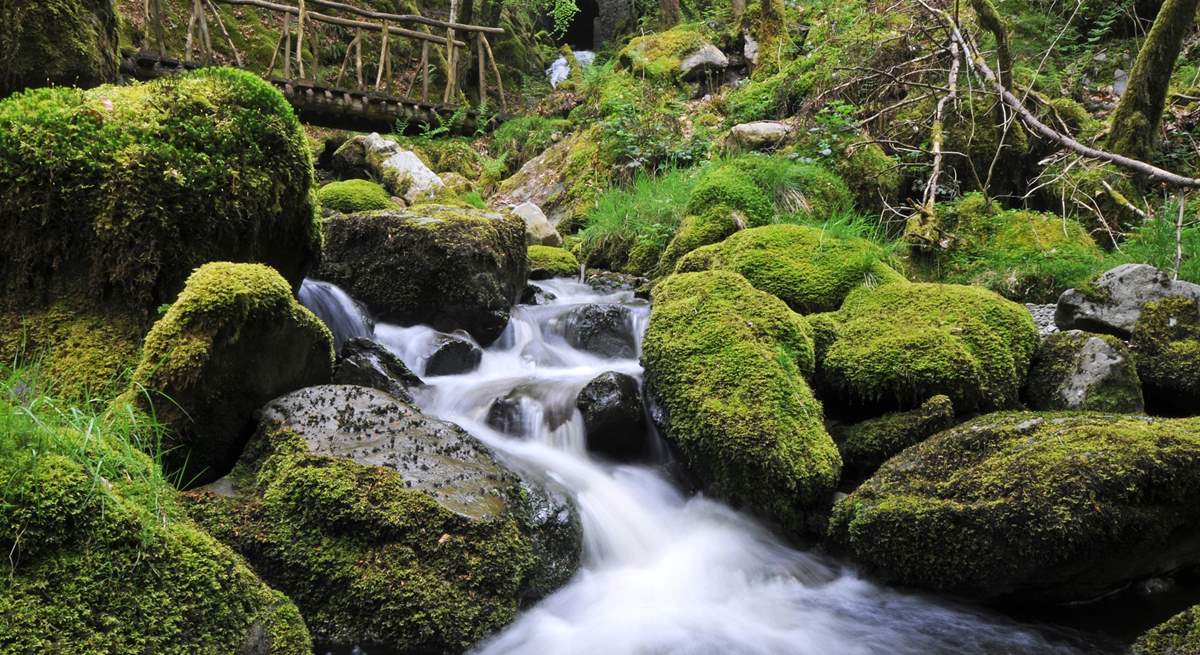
top-left (0, 368), bottom-right (311, 653)
top-left (528, 245), bottom-right (580, 277)
top-left (828, 411), bottom-right (1200, 600)
top-left (318, 179), bottom-right (395, 213)
top-left (817, 282), bottom-right (1039, 415)
top-left (1115, 197), bottom-right (1200, 285)
top-left (492, 115), bottom-right (572, 176)
top-left (643, 271), bottom-right (841, 536)
top-left (676, 224), bottom-right (906, 314)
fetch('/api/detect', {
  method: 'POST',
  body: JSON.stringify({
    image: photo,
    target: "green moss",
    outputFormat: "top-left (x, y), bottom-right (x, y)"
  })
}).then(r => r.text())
top-left (127, 262), bottom-right (334, 484)
top-left (528, 245), bottom-right (580, 278)
top-left (676, 224), bottom-right (906, 314)
top-left (833, 395), bottom-right (956, 475)
top-left (617, 25), bottom-right (709, 79)
top-left (1134, 605), bottom-right (1200, 655)
top-left (185, 422), bottom-right (546, 653)
top-left (833, 139), bottom-right (903, 213)
top-left (0, 375), bottom-right (311, 653)
top-left (643, 271), bottom-right (841, 536)
top-left (828, 412), bottom-right (1200, 600)
top-left (318, 179), bottom-right (395, 213)
top-left (654, 207), bottom-right (746, 278)
top-left (1024, 330), bottom-right (1143, 412)
top-left (0, 67), bottom-right (320, 313)
top-left (685, 164), bottom-right (776, 226)
top-left (492, 115), bottom-right (571, 176)
top-left (817, 282), bottom-right (1039, 415)
top-left (1131, 296), bottom-right (1200, 416)
top-left (1038, 158), bottom-right (1143, 238)
top-left (920, 193), bottom-right (1107, 303)
top-left (0, 0), bottom-right (119, 97)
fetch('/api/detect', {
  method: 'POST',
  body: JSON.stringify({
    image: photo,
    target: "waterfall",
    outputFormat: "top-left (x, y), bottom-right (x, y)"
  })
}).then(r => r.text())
top-left (298, 279), bottom-right (373, 350)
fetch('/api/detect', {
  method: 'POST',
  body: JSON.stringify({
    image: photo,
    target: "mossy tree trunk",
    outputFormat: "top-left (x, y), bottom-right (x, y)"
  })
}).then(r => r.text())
top-left (660, 0), bottom-right (682, 27)
top-left (1107, 0), bottom-right (1200, 160)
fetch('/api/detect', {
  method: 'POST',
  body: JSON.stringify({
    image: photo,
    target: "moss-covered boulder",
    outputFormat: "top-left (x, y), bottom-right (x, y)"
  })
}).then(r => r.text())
top-left (654, 207), bottom-right (747, 278)
top-left (0, 0), bottom-right (119, 97)
top-left (684, 156), bottom-right (853, 228)
top-left (1134, 605), bottom-right (1200, 655)
top-left (528, 245), bottom-right (579, 279)
top-left (1024, 330), bottom-right (1143, 412)
top-left (684, 164), bottom-right (775, 227)
top-left (831, 395), bottom-right (955, 476)
top-left (828, 412), bottom-right (1200, 601)
top-left (127, 263), bottom-right (334, 484)
top-left (492, 126), bottom-right (610, 229)
top-left (318, 179), bottom-right (395, 213)
top-left (815, 283), bottom-right (1039, 416)
top-left (319, 204), bottom-right (528, 345)
top-left (676, 224), bottom-right (906, 314)
top-left (1, 388), bottom-right (310, 653)
top-left (1131, 296), bottom-right (1200, 416)
top-left (616, 26), bottom-right (716, 79)
top-left (642, 271), bottom-right (841, 536)
top-left (0, 68), bottom-right (321, 398)
top-left (186, 385), bottom-right (581, 653)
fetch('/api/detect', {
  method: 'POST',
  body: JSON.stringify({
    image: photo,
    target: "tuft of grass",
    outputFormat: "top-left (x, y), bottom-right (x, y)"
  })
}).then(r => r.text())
top-left (1113, 197), bottom-right (1200, 284)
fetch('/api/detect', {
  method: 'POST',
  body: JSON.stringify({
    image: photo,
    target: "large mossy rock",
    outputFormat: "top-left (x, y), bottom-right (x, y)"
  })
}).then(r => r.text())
top-left (828, 412), bottom-right (1200, 601)
top-left (492, 126), bottom-right (610, 229)
top-left (1024, 330), bottom-right (1143, 413)
top-left (831, 395), bottom-right (956, 477)
top-left (1131, 296), bottom-right (1200, 416)
top-left (0, 392), bottom-right (310, 653)
top-left (186, 385), bottom-right (581, 653)
top-left (642, 271), bottom-right (841, 536)
top-left (0, 68), bottom-right (321, 398)
top-left (1134, 605), bottom-right (1200, 655)
top-left (127, 263), bottom-right (334, 485)
top-left (319, 204), bottom-right (528, 345)
top-left (814, 283), bottom-right (1039, 416)
top-left (1056, 264), bottom-right (1200, 338)
top-left (676, 224), bottom-right (906, 314)
top-left (317, 178), bottom-right (395, 213)
top-left (0, 0), bottom-right (119, 97)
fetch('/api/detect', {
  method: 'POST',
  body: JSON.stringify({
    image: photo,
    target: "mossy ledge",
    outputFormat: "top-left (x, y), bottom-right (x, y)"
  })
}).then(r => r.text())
top-left (642, 270), bottom-right (841, 537)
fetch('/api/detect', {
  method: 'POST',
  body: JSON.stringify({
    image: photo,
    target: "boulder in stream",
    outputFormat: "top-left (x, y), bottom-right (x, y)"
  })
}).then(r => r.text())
top-left (185, 385), bottom-right (582, 653)
top-left (332, 132), bottom-right (445, 204)
top-left (828, 412), bottom-right (1200, 601)
top-left (577, 371), bottom-right (648, 461)
top-left (561, 304), bottom-right (637, 359)
top-left (333, 337), bottom-right (423, 402)
top-left (425, 333), bottom-right (484, 376)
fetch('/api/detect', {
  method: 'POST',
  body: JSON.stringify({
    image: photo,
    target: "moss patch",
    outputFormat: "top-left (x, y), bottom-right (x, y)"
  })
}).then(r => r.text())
top-left (832, 395), bottom-right (955, 476)
top-left (676, 224), bottom-right (906, 314)
top-left (643, 271), bottom-right (841, 536)
top-left (1131, 296), bottom-right (1200, 416)
top-left (318, 179), bottom-right (395, 213)
top-left (1135, 605), bottom-right (1200, 655)
top-left (528, 245), bottom-right (579, 278)
top-left (654, 207), bottom-right (746, 278)
top-left (617, 25), bottom-right (710, 79)
top-left (0, 377), bottom-right (310, 653)
top-left (0, 0), bottom-right (119, 97)
top-left (828, 412), bottom-right (1200, 601)
top-left (816, 282), bottom-right (1039, 415)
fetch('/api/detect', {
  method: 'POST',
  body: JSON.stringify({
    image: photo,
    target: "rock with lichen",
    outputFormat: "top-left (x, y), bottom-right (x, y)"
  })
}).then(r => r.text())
top-left (1131, 295), bottom-right (1200, 416)
top-left (1024, 330), bottom-right (1143, 413)
top-left (185, 384), bottom-right (582, 653)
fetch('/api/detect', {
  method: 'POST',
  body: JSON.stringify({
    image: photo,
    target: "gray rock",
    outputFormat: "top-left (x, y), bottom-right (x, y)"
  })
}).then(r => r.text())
top-left (743, 32), bottom-right (760, 66)
top-left (425, 333), bottom-right (483, 376)
top-left (1055, 264), bottom-right (1200, 337)
top-left (333, 337), bottom-right (423, 402)
top-left (728, 121), bottom-right (796, 152)
top-left (1024, 330), bottom-right (1143, 413)
top-left (486, 394), bottom-right (526, 436)
top-left (577, 371), bottom-right (648, 461)
top-left (561, 304), bottom-right (636, 358)
top-left (511, 201), bottom-right (562, 247)
top-left (521, 284), bottom-right (557, 306)
top-left (1026, 303), bottom-right (1058, 335)
top-left (680, 43), bottom-right (729, 80)
top-left (332, 132), bottom-right (444, 204)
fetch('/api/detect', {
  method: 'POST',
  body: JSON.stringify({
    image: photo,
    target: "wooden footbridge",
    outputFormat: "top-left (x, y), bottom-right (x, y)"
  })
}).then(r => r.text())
top-left (123, 0), bottom-right (509, 131)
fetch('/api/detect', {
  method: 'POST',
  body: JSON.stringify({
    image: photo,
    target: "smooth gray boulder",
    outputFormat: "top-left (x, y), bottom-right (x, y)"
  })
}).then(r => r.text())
top-left (1023, 330), bottom-right (1143, 413)
top-left (728, 121), bottom-right (796, 151)
top-left (1056, 264), bottom-right (1200, 337)
top-left (680, 43), bottom-right (729, 80)
top-left (332, 132), bottom-right (444, 204)
top-left (512, 201), bottom-right (563, 246)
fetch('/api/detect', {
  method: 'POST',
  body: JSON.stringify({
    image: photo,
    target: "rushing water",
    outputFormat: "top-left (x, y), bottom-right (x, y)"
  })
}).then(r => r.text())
top-left (302, 277), bottom-right (1117, 655)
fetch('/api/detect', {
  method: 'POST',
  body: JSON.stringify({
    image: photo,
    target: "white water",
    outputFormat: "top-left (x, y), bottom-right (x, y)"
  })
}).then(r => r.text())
top-left (548, 50), bottom-right (596, 88)
top-left (302, 278), bottom-right (1108, 655)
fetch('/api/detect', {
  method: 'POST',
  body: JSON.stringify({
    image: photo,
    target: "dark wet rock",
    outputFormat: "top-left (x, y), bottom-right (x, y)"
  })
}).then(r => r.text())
top-left (577, 372), bottom-right (647, 461)
top-left (830, 395), bottom-right (956, 477)
top-left (425, 333), bottom-right (483, 376)
top-left (585, 270), bottom-right (650, 295)
top-left (333, 337), bottom-right (423, 402)
top-left (1056, 264), bottom-right (1200, 338)
top-left (186, 385), bottom-right (582, 652)
top-left (521, 284), bottom-right (558, 306)
top-left (1024, 330), bottom-right (1143, 413)
top-left (487, 394), bottom-right (526, 436)
top-left (561, 304), bottom-right (636, 359)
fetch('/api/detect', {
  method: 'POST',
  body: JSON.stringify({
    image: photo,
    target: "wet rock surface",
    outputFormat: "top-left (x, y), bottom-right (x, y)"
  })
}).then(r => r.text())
top-left (425, 333), bottom-right (484, 376)
top-left (577, 371), bottom-right (648, 461)
top-left (560, 304), bottom-right (637, 358)
top-left (333, 337), bottom-right (423, 402)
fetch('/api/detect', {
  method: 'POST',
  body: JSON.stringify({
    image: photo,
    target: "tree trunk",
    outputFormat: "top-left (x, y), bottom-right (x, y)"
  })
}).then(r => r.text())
top-left (1108, 0), bottom-right (1200, 160)
top-left (660, 0), bottom-right (681, 27)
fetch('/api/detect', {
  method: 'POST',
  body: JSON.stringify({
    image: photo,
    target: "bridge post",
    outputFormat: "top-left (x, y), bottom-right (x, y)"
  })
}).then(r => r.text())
top-left (421, 41), bottom-right (430, 102)
top-left (283, 13), bottom-right (293, 78)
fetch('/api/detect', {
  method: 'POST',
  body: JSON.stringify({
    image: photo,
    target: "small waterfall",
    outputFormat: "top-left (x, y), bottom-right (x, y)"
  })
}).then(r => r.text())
top-left (298, 279), bottom-right (373, 350)
top-left (548, 50), bottom-right (596, 88)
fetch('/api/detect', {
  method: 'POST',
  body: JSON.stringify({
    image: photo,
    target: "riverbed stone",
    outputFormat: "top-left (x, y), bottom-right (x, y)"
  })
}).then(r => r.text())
top-left (577, 371), bottom-right (647, 461)
top-left (727, 121), bottom-right (797, 151)
top-left (318, 204), bottom-right (528, 345)
top-left (333, 337), bottom-right (423, 402)
top-left (828, 412), bottom-right (1200, 602)
top-left (680, 43), bottom-right (729, 80)
top-left (185, 384), bottom-right (582, 653)
top-left (1055, 264), bottom-right (1200, 338)
top-left (561, 304), bottom-right (637, 358)
top-left (425, 333), bottom-right (483, 376)
top-left (1024, 330), bottom-right (1143, 413)
top-left (513, 201), bottom-right (563, 246)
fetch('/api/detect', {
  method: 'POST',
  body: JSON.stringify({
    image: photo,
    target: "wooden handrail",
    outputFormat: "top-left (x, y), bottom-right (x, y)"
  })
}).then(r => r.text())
top-left (214, 0), bottom-right (469, 47)
top-left (305, 0), bottom-right (505, 34)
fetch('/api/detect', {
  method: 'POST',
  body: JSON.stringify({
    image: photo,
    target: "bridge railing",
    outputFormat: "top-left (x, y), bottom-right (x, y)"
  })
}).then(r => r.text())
top-left (144, 0), bottom-right (507, 111)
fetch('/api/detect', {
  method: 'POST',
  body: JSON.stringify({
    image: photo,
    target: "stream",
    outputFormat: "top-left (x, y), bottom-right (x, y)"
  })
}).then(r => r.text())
top-left (301, 277), bottom-right (1118, 655)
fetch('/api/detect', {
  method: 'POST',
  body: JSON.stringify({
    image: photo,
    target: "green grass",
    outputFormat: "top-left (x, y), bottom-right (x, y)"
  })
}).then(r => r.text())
top-left (1113, 198), bottom-right (1200, 284)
